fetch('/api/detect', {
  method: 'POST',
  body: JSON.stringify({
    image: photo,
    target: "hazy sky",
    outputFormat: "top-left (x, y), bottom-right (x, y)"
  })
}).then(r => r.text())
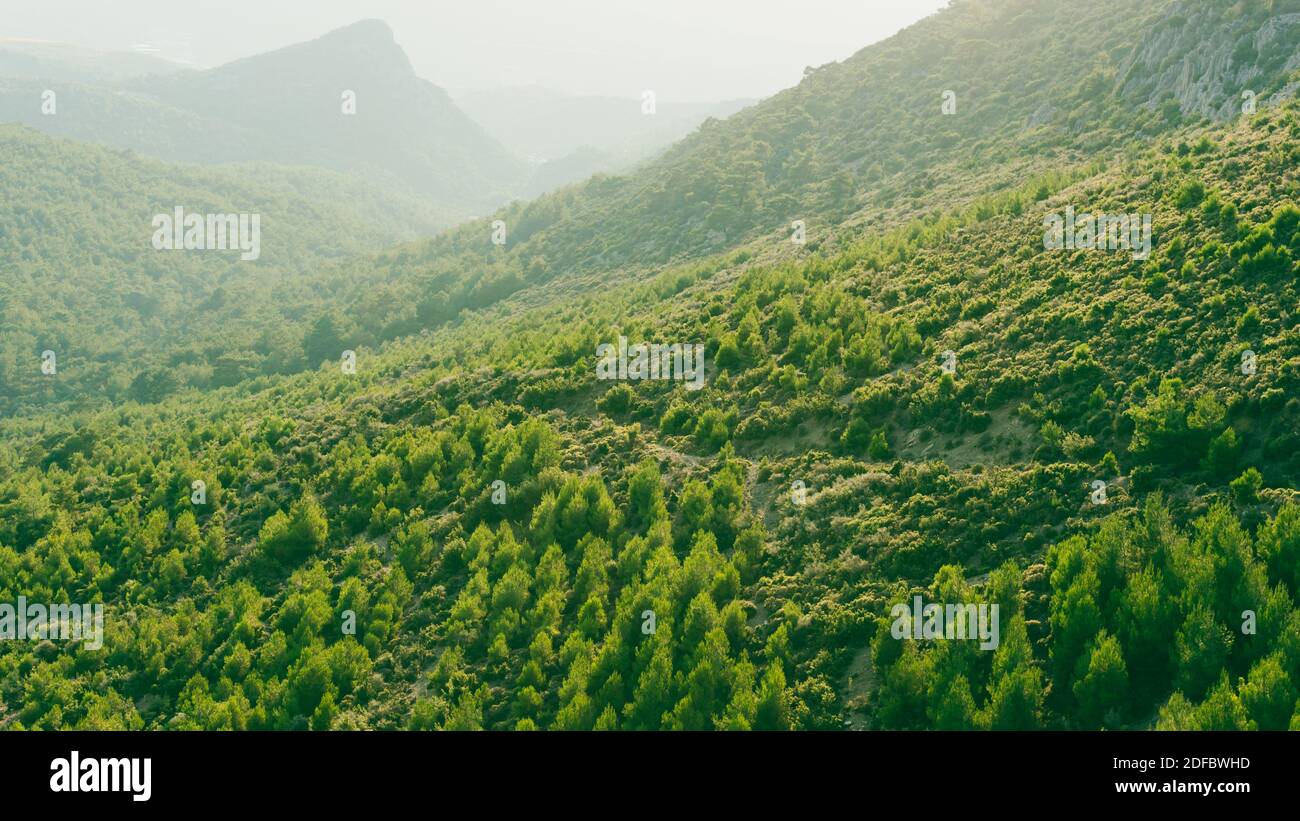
top-left (0, 0), bottom-right (950, 101)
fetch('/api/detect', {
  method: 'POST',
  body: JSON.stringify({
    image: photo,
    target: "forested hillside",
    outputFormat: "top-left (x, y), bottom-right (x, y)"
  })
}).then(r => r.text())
top-left (0, 125), bottom-right (453, 412)
top-left (207, 0), bottom-right (1300, 365)
top-left (10, 1), bottom-right (1298, 416)
top-left (1, 0), bottom-right (1299, 731)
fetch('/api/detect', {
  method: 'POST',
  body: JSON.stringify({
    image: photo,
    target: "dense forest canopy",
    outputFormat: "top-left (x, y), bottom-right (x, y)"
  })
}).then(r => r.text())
top-left (1, 0), bottom-right (1299, 731)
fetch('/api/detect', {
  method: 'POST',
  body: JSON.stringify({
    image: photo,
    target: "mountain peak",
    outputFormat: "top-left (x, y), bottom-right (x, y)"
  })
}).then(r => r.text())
top-left (318, 19), bottom-right (396, 46)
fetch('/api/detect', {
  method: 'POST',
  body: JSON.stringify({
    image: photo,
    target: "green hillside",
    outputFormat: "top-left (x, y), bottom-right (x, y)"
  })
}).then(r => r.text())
top-left (2, 0), bottom-right (1300, 731)
top-left (10, 1), bottom-right (1298, 413)
top-left (252, 0), bottom-right (1300, 355)
top-left (0, 124), bottom-right (455, 412)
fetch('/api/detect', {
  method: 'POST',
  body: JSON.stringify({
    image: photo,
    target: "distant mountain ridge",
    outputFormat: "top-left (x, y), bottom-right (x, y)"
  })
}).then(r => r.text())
top-left (456, 85), bottom-right (754, 162)
top-left (0, 24), bottom-right (775, 212)
top-left (457, 86), bottom-right (755, 198)
top-left (0, 37), bottom-right (184, 82)
top-left (0, 20), bottom-right (523, 214)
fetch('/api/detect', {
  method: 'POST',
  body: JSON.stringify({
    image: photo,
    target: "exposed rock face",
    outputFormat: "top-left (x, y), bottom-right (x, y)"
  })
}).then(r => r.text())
top-left (1117, 3), bottom-right (1300, 121)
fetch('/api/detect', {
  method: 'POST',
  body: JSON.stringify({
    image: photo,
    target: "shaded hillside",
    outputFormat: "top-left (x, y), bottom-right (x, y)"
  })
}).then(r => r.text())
top-left (0, 125), bottom-right (453, 412)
